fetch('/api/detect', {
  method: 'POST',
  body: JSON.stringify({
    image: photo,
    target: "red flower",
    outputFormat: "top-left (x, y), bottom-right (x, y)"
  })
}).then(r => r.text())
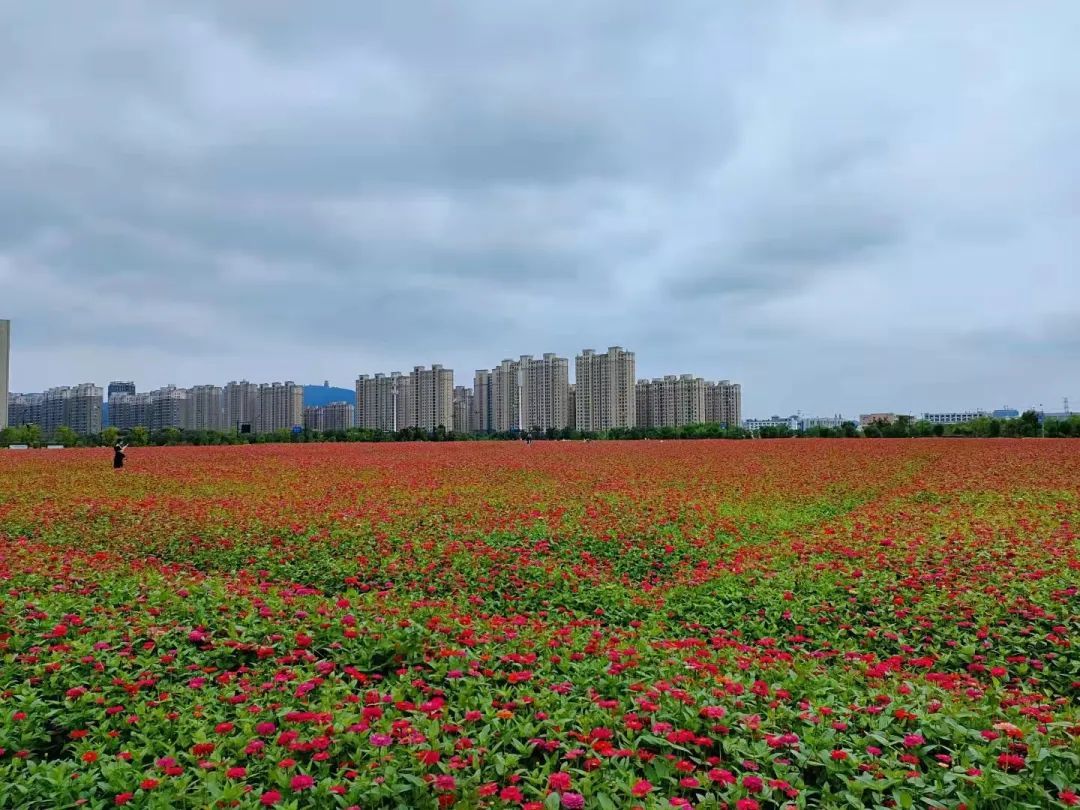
top-left (434, 774), bottom-right (456, 792)
top-left (548, 772), bottom-right (572, 791)
top-left (192, 742), bottom-right (215, 757)
top-left (501, 786), bottom-right (525, 802)
top-left (226, 767), bottom-right (246, 779)
top-left (632, 779), bottom-right (654, 797)
top-left (139, 779), bottom-right (158, 790)
top-left (830, 749), bottom-right (849, 761)
top-left (742, 774), bottom-right (763, 793)
top-left (81, 751), bottom-right (99, 764)
top-left (290, 774), bottom-right (315, 791)
top-left (114, 794), bottom-right (134, 806)
top-left (736, 801), bottom-right (760, 810)
top-left (996, 753), bottom-right (1025, 772)
top-left (1059, 791), bottom-right (1079, 806)
top-left (260, 791), bottom-right (281, 806)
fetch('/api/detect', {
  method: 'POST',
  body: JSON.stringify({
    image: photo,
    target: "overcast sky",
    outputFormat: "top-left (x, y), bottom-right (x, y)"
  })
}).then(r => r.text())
top-left (2, 2), bottom-right (1077, 416)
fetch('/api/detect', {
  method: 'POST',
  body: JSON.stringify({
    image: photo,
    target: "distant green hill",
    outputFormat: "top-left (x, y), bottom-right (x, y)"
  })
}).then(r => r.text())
top-left (303, 384), bottom-right (355, 408)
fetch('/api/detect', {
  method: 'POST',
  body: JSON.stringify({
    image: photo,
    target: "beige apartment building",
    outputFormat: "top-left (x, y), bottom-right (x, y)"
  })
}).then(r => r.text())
top-left (304, 401), bottom-right (354, 433)
top-left (575, 346), bottom-right (636, 431)
top-left (185, 384), bottom-right (225, 431)
top-left (356, 372), bottom-right (406, 432)
top-left (43, 383), bottom-right (103, 436)
top-left (386, 365), bottom-right (454, 431)
top-left (492, 358), bottom-right (521, 433)
top-left (452, 386), bottom-right (473, 434)
top-left (705, 380), bottom-right (742, 427)
top-left (472, 370), bottom-right (493, 433)
top-left (0, 319), bottom-right (9, 430)
top-left (224, 381), bottom-right (260, 433)
top-left (636, 374), bottom-right (707, 428)
top-left (521, 353), bottom-right (570, 432)
top-left (256, 381), bottom-right (304, 434)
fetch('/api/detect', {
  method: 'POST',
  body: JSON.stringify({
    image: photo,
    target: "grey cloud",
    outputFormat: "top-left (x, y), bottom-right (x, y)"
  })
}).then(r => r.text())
top-left (1, 1), bottom-right (1078, 416)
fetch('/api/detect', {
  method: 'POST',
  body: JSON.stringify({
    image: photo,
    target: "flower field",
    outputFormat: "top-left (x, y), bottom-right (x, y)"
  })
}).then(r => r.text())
top-left (1, 440), bottom-right (1078, 809)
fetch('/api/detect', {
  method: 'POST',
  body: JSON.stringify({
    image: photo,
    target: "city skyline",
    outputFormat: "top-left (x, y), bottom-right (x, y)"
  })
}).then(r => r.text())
top-left (1, 5), bottom-right (1076, 416)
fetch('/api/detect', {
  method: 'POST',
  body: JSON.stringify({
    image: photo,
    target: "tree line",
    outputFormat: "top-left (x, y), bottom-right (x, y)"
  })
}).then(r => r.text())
top-left (2, 411), bottom-right (1077, 448)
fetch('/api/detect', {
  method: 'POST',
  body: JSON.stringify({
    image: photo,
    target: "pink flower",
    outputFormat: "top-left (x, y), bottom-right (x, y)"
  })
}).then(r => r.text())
top-left (226, 767), bottom-right (246, 779)
top-left (902, 734), bottom-right (925, 748)
top-left (114, 794), bottom-right (134, 806)
top-left (501, 786), bottom-right (525, 802)
top-left (736, 800), bottom-right (760, 810)
top-left (260, 791), bottom-right (281, 806)
top-left (561, 793), bottom-right (585, 810)
top-left (434, 774), bottom-right (456, 792)
top-left (632, 779), bottom-right (654, 797)
top-left (255, 722), bottom-right (277, 736)
top-left (370, 733), bottom-right (393, 747)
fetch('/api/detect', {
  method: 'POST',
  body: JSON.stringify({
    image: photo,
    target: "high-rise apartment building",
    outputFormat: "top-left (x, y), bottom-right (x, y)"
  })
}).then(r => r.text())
top-left (185, 385), bottom-right (225, 431)
top-left (356, 372), bottom-right (405, 432)
top-left (472, 370), bottom-right (493, 433)
top-left (148, 385), bottom-right (187, 431)
top-left (224, 381), bottom-right (260, 432)
top-left (520, 353), bottom-right (570, 432)
top-left (452, 386), bottom-right (474, 434)
top-left (575, 346), bottom-right (636, 431)
top-left (705, 380), bottom-right (742, 427)
top-left (322, 401), bottom-right (354, 432)
top-left (42, 383), bottom-right (103, 436)
top-left (491, 358), bottom-right (521, 433)
top-left (636, 374), bottom-right (707, 428)
top-left (303, 402), bottom-right (354, 432)
top-left (256, 381), bottom-right (304, 434)
top-left (403, 365), bottom-right (453, 431)
top-left (567, 384), bottom-right (576, 431)
top-left (0, 319), bottom-right (9, 430)
top-left (8, 392), bottom-right (44, 428)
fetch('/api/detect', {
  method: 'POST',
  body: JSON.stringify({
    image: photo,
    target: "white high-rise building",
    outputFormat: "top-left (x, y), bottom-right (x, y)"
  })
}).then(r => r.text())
top-left (452, 386), bottom-right (474, 434)
top-left (520, 353), bottom-right (570, 432)
top-left (404, 365), bottom-right (453, 431)
top-left (0, 319), bottom-right (9, 430)
top-left (636, 374), bottom-right (706, 428)
top-left (492, 358), bottom-right (521, 433)
top-left (42, 383), bottom-right (103, 436)
top-left (705, 380), bottom-right (742, 427)
top-left (472, 370), bottom-right (493, 433)
top-left (256, 381), bottom-right (304, 434)
top-left (356, 372), bottom-right (405, 432)
top-left (185, 385), bottom-right (226, 431)
top-left (224, 381), bottom-right (259, 433)
top-left (575, 346), bottom-right (636, 431)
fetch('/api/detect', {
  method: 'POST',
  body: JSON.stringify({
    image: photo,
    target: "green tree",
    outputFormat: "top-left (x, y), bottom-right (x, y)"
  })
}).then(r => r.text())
top-left (54, 425), bottom-right (79, 447)
top-left (128, 426), bottom-right (150, 446)
top-left (101, 426), bottom-right (120, 447)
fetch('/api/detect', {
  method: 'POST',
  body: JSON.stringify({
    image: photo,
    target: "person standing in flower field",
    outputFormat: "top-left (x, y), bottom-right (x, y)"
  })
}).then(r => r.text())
top-left (112, 442), bottom-right (128, 470)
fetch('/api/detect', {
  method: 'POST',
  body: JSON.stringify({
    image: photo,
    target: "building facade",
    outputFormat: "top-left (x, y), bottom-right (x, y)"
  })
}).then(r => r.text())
top-left (404, 365), bottom-right (453, 431)
top-left (472, 370), bottom-right (493, 433)
top-left (923, 411), bottom-right (988, 425)
top-left (745, 415), bottom-right (800, 432)
top-left (704, 380), bottom-right (742, 427)
top-left (452, 386), bottom-right (474, 434)
top-left (256, 382), bottom-right (304, 434)
top-left (107, 381), bottom-right (136, 399)
top-left (0, 319), bottom-right (8, 430)
top-left (42, 384), bottom-right (103, 436)
top-left (224, 381), bottom-right (260, 433)
top-left (8, 392), bottom-right (44, 428)
top-left (636, 374), bottom-right (707, 428)
top-left (356, 372), bottom-right (406, 432)
top-left (575, 346), bottom-right (636, 432)
top-left (185, 385), bottom-right (225, 431)
top-left (491, 358), bottom-right (521, 433)
top-left (521, 353), bottom-right (570, 432)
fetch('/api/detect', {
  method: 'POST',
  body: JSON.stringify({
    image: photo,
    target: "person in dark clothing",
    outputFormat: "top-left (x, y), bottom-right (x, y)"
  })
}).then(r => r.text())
top-left (113, 443), bottom-right (127, 469)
